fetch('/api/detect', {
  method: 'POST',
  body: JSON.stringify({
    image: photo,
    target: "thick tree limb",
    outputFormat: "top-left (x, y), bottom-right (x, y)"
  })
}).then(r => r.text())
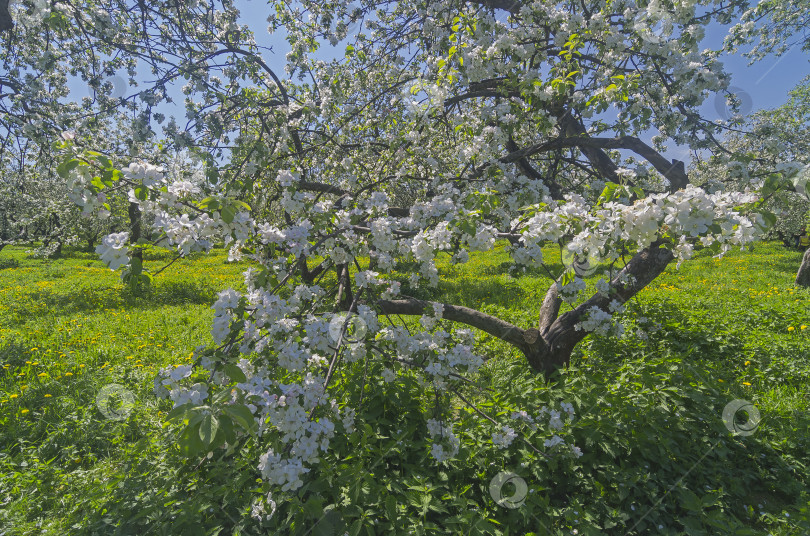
top-left (538, 281), bottom-right (561, 335)
top-left (0, 0), bottom-right (12, 33)
top-left (502, 135), bottom-right (689, 192)
top-left (376, 296), bottom-right (542, 354)
top-left (556, 112), bottom-right (621, 182)
top-left (576, 137), bottom-right (688, 191)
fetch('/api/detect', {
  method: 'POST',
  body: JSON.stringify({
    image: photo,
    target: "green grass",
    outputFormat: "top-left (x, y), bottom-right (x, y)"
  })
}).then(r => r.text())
top-left (0, 242), bottom-right (808, 534)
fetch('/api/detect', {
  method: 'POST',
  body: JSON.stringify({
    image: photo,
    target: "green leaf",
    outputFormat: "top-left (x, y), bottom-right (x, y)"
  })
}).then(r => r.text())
top-left (218, 414), bottom-right (237, 443)
top-left (130, 256), bottom-right (142, 276)
top-left (223, 363), bottom-right (246, 383)
top-left (199, 197), bottom-right (220, 210)
top-left (385, 495), bottom-right (398, 522)
top-left (349, 519), bottom-right (364, 536)
top-left (220, 205), bottom-right (236, 224)
top-left (199, 414), bottom-right (219, 446)
top-left (232, 200), bottom-right (252, 211)
top-left (759, 210), bottom-right (777, 229)
top-left (223, 404), bottom-right (257, 433)
top-left (90, 176), bottom-right (106, 190)
top-left (303, 496), bottom-right (324, 518)
top-left (57, 159), bottom-right (80, 179)
top-left (178, 420), bottom-right (205, 456)
top-left (166, 403), bottom-right (193, 423)
top-left (95, 155), bottom-right (112, 169)
top-left (561, 267), bottom-right (576, 286)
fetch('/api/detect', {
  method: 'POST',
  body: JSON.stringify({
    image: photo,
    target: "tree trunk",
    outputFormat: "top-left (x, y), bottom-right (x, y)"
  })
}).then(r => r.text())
top-left (128, 201), bottom-right (143, 264)
top-left (796, 248), bottom-right (810, 287)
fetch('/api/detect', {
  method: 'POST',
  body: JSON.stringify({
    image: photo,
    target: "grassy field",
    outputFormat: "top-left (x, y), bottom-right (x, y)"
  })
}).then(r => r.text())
top-left (0, 242), bottom-right (808, 535)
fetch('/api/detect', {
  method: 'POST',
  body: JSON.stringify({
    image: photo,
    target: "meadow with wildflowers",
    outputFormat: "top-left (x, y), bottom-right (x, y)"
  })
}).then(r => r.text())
top-left (0, 241), bottom-right (808, 535)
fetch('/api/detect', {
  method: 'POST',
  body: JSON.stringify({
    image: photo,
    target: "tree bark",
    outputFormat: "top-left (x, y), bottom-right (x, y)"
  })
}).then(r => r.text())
top-left (336, 263), bottom-right (354, 311)
top-left (128, 201), bottom-right (143, 264)
top-left (0, 0), bottom-right (12, 33)
top-left (796, 248), bottom-right (810, 287)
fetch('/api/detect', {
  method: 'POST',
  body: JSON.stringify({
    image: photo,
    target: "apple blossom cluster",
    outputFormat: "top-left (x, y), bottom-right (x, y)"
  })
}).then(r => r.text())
top-left (211, 288), bottom-right (241, 344)
top-left (575, 306), bottom-right (617, 337)
top-left (492, 425), bottom-right (518, 449)
top-left (557, 277), bottom-right (588, 304)
top-left (122, 162), bottom-right (166, 187)
top-left (375, 323), bottom-right (484, 388)
top-left (153, 364), bottom-right (209, 407)
top-left (250, 492), bottom-right (276, 523)
top-left (152, 211), bottom-right (218, 256)
top-left (426, 418), bottom-right (460, 463)
top-left (203, 350), bottom-right (345, 491)
top-left (501, 402), bottom-right (583, 456)
top-left (536, 404), bottom-right (583, 457)
top-left (512, 186), bottom-right (765, 274)
top-left (66, 166), bottom-right (110, 217)
top-left (95, 232), bottom-right (130, 270)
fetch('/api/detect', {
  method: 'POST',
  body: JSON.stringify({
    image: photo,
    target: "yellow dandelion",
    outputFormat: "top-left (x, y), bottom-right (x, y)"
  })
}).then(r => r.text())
top-left (744, 361), bottom-right (750, 366)
top-left (65, 372), bottom-right (73, 377)
top-left (9, 394), bottom-right (18, 399)
top-left (788, 326), bottom-right (795, 332)
top-left (802, 325), bottom-right (807, 331)
top-left (37, 373), bottom-right (48, 378)
top-left (743, 382), bottom-right (751, 386)
top-left (20, 409), bottom-right (29, 414)
top-left (44, 394), bottom-right (52, 398)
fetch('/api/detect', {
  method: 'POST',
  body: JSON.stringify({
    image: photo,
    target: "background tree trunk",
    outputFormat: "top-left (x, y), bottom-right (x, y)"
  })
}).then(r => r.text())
top-left (796, 248), bottom-right (810, 287)
top-left (128, 202), bottom-right (143, 264)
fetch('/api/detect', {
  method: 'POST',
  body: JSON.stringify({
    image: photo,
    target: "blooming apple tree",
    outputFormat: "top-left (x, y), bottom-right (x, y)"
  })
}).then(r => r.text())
top-left (37, 0), bottom-right (800, 501)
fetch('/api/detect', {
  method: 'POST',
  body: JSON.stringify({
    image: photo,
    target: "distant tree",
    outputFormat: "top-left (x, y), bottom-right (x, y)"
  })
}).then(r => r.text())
top-left (726, 0), bottom-right (810, 61)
